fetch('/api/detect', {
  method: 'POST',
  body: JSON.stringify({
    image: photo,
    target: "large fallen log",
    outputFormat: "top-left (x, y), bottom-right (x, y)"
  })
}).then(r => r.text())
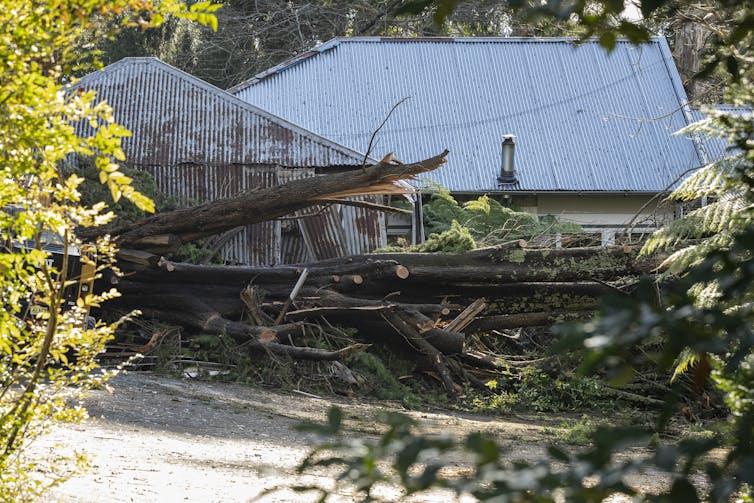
top-left (82, 151), bottom-right (448, 252)
top-left (120, 294), bottom-right (369, 361)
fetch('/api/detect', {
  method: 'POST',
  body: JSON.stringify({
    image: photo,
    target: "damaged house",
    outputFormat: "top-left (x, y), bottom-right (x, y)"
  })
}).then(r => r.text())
top-left (230, 37), bottom-right (707, 244)
top-left (75, 57), bottom-right (396, 265)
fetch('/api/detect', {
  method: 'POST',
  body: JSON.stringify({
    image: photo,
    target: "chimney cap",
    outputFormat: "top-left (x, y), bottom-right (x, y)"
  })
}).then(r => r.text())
top-left (498, 134), bottom-right (516, 185)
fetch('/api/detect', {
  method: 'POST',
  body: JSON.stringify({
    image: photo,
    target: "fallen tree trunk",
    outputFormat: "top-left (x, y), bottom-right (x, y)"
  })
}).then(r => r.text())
top-left (121, 294), bottom-right (369, 361)
top-left (466, 311), bottom-right (593, 332)
top-left (83, 151), bottom-right (448, 252)
top-left (80, 145), bottom-right (669, 399)
top-left (105, 248), bottom-right (656, 398)
top-left (117, 245), bottom-right (649, 310)
top-left (381, 310), bottom-right (460, 399)
top-left (103, 207), bottom-right (665, 399)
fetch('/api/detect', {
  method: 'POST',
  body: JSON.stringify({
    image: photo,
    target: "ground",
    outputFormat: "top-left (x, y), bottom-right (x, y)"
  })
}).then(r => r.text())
top-left (32, 372), bottom-right (704, 502)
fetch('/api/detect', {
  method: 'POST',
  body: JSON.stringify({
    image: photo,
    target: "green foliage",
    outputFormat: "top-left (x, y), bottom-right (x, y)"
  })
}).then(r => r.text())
top-left (423, 189), bottom-right (580, 246)
top-left (346, 351), bottom-right (412, 401)
top-left (515, 370), bottom-right (612, 413)
top-left (293, 403), bottom-right (658, 502)
top-left (296, 1), bottom-right (754, 501)
top-left (544, 416), bottom-right (601, 446)
top-left (67, 157), bottom-right (174, 226)
top-left (472, 369), bottom-right (614, 414)
top-left (422, 188), bottom-right (468, 236)
top-left (0, 0), bottom-right (217, 499)
top-left (414, 220), bottom-right (476, 253)
top-left (345, 351), bottom-right (447, 408)
top-left (169, 242), bottom-right (215, 265)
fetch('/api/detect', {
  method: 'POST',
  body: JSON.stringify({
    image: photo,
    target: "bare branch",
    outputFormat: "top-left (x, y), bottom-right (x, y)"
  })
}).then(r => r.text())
top-left (361, 97), bottom-right (412, 171)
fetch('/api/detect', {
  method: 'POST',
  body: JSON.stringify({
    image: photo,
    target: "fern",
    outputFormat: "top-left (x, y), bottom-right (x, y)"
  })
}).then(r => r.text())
top-left (642, 109), bottom-right (752, 270)
top-left (422, 188), bottom-right (579, 246)
top-left (672, 161), bottom-right (734, 201)
top-left (671, 347), bottom-right (699, 383)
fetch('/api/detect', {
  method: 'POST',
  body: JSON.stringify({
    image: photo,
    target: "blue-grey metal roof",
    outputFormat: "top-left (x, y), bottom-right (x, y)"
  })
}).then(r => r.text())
top-left (230, 37), bottom-right (703, 193)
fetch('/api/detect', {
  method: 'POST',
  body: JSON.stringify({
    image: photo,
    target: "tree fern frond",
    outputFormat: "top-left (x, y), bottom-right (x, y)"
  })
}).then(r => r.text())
top-left (658, 230), bottom-right (735, 274)
top-left (688, 281), bottom-right (722, 308)
top-left (642, 216), bottom-right (708, 255)
top-left (724, 302), bottom-right (754, 317)
top-left (671, 347), bottom-right (699, 382)
top-left (686, 196), bottom-right (745, 234)
top-left (671, 162), bottom-right (731, 201)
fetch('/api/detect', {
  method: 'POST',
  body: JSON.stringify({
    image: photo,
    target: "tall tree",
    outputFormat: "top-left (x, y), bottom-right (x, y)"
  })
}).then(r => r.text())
top-left (92, 0), bottom-right (574, 89)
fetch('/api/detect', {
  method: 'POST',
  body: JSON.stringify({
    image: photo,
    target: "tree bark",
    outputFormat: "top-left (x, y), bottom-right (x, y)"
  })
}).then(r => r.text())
top-left (381, 310), bottom-right (459, 399)
top-left (82, 151), bottom-right (448, 252)
top-left (466, 311), bottom-right (593, 332)
top-left (124, 294), bottom-right (368, 361)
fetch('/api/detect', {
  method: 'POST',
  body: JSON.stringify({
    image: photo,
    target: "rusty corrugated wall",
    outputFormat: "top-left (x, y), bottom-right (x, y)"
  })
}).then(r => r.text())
top-left (75, 58), bottom-right (369, 168)
top-left (297, 205), bottom-right (348, 261)
top-left (340, 196), bottom-right (388, 255)
top-left (74, 58), bottom-right (392, 264)
top-left (140, 164), bottom-right (283, 265)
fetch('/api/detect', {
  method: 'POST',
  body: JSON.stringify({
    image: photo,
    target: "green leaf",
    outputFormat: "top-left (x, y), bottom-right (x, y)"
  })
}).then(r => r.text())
top-left (327, 406), bottom-right (343, 432)
top-left (466, 432), bottom-right (499, 465)
top-left (395, 437), bottom-right (424, 474)
top-left (619, 21), bottom-right (651, 44)
top-left (598, 32), bottom-right (617, 51)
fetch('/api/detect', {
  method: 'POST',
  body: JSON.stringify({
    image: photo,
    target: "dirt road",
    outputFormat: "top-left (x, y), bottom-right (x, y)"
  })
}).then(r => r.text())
top-left (32, 372), bottom-right (688, 502)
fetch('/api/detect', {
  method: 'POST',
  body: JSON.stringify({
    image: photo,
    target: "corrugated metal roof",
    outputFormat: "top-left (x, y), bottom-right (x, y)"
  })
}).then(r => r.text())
top-left (231, 37), bottom-right (703, 193)
top-left (74, 58), bottom-right (392, 263)
top-left (75, 57), bottom-right (369, 167)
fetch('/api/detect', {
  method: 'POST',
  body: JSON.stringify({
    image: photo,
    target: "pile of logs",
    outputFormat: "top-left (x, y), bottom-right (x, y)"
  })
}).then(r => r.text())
top-left (108, 242), bottom-right (657, 398)
top-left (87, 150), bottom-right (662, 398)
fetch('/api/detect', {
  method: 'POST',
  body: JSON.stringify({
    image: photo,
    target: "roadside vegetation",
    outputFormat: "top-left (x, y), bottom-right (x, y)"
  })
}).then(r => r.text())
top-left (0, 2), bottom-right (217, 500)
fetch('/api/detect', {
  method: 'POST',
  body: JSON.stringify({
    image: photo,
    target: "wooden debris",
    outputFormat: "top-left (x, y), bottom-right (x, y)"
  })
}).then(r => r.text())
top-left (274, 268), bottom-right (309, 325)
top-left (444, 297), bottom-right (487, 333)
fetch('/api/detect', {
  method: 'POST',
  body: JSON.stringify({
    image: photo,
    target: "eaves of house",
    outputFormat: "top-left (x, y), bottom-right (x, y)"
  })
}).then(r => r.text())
top-left (229, 36), bottom-right (704, 195)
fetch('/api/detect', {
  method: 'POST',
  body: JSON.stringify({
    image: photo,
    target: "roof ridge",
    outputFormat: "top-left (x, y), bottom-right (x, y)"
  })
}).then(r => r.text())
top-left (333, 35), bottom-right (664, 42)
top-left (227, 35), bottom-right (666, 94)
